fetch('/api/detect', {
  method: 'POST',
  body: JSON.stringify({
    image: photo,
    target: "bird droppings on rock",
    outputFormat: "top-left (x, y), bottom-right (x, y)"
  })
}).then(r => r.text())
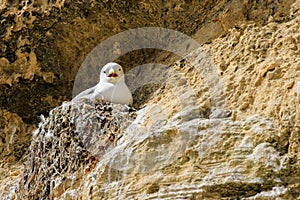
top-left (16, 99), bottom-right (136, 200)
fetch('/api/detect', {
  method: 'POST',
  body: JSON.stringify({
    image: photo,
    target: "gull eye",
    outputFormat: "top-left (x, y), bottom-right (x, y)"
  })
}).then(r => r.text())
top-left (103, 71), bottom-right (106, 73)
top-left (118, 68), bottom-right (121, 71)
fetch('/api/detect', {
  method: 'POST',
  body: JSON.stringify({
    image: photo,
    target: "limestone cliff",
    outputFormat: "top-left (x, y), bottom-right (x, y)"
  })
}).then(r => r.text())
top-left (0, 0), bottom-right (300, 199)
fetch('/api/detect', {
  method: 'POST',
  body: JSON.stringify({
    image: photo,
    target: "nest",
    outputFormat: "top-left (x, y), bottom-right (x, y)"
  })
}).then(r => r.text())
top-left (16, 99), bottom-right (136, 200)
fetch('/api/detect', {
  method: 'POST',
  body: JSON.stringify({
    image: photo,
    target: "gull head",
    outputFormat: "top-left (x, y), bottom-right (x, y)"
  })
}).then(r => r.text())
top-left (100, 62), bottom-right (125, 84)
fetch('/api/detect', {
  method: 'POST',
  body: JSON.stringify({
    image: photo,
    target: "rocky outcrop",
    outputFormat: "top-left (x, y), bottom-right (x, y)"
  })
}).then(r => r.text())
top-left (1, 0), bottom-right (300, 199)
top-left (2, 0), bottom-right (295, 184)
top-left (0, 0), bottom-right (295, 122)
top-left (16, 101), bottom-right (297, 199)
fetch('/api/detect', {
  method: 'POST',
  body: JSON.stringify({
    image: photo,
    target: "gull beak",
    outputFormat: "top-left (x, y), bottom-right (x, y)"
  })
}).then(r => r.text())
top-left (108, 69), bottom-right (118, 78)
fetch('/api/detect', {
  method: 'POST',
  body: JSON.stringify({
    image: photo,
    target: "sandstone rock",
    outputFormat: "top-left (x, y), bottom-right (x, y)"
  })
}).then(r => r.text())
top-left (0, 110), bottom-right (33, 161)
top-left (0, 0), bottom-right (300, 199)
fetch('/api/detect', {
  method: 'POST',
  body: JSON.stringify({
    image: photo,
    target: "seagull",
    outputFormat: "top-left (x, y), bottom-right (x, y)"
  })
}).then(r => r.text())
top-left (72, 62), bottom-right (133, 105)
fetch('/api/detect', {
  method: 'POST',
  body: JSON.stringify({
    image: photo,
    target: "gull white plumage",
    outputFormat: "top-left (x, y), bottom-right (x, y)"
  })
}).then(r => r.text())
top-left (72, 62), bottom-right (133, 105)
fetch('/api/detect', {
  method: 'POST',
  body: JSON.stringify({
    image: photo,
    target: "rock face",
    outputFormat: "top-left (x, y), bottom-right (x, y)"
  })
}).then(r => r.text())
top-left (0, 0), bottom-right (295, 121)
top-left (1, 0), bottom-right (300, 199)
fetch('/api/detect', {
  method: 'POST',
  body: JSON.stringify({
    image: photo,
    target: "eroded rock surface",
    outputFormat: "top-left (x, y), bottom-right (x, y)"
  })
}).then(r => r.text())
top-left (0, 0), bottom-right (300, 199)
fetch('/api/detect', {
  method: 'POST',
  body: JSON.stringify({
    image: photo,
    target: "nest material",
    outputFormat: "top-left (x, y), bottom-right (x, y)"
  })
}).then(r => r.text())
top-left (16, 99), bottom-right (136, 200)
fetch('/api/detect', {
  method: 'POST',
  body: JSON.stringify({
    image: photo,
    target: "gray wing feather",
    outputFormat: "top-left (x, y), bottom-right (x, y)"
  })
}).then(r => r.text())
top-left (72, 85), bottom-right (97, 102)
